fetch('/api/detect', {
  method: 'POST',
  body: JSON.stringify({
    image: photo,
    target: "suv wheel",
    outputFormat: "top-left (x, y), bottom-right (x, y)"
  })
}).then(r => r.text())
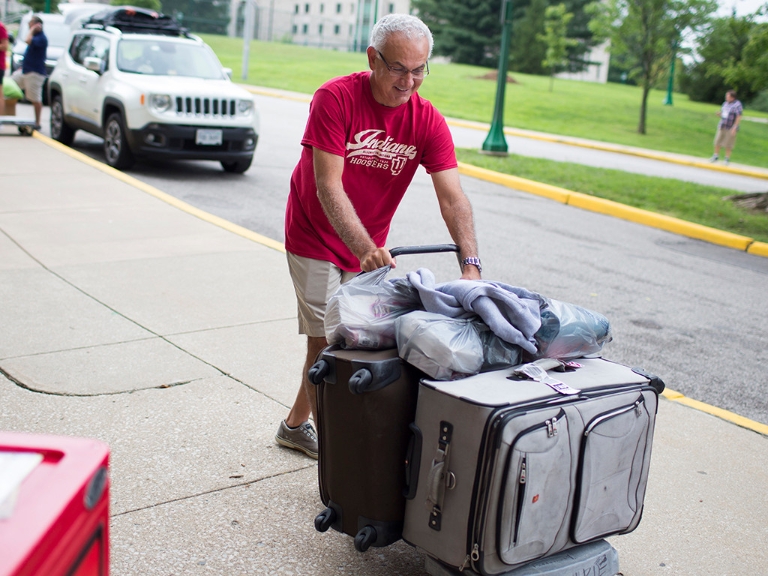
top-left (50, 95), bottom-right (76, 145)
top-left (104, 113), bottom-right (135, 169)
top-left (221, 157), bottom-right (253, 174)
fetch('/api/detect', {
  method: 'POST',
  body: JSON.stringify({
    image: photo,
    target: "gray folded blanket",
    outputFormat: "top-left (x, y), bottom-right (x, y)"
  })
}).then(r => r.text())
top-left (406, 268), bottom-right (542, 355)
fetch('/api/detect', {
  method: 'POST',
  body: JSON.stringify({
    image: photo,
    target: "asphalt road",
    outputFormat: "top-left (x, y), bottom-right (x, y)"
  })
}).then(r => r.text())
top-left (14, 97), bottom-right (768, 425)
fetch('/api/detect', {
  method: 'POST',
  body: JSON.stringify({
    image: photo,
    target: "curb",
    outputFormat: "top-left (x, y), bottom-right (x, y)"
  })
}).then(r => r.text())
top-left (457, 162), bottom-right (767, 258)
top-left (31, 123), bottom-right (768, 438)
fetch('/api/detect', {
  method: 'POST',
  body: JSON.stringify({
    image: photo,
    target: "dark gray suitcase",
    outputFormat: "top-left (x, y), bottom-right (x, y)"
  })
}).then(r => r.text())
top-left (309, 244), bottom-right (461, 552)
top-left (402, 357), bottom-right (664, 575)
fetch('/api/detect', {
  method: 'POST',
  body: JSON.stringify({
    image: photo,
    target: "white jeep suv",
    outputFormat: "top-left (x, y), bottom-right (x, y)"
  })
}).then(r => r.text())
top-left (48, 9), bottom-right (259, 173)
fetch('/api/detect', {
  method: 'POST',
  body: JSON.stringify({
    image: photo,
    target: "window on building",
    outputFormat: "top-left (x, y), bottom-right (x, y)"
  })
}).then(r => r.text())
top-left (349, 24), bottom-right (353, 35)
top-left (319, 23), bottom-right (324, 34)
top-left (302, 23), bottom-right (308, 33)
top-left (388, 2), bottom-right (395, 13)
top-left (320, 3), bottom-right (324, 13)
top-left (294, 4), bottom-right (299, 13)
top-left (292, 24), bottom-right (298, 33)
top-left (350, 3), bottom-right (354, 13)
top-left (304, 3), bottom-right (310, 13)
top-left (334, 24), bottom-right (340, 34)
top-left (336, 2), bottom-right (342, 13)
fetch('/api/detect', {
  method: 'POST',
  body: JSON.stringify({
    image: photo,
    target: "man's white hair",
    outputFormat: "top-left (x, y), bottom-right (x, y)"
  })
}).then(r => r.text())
top-left (369, 14), bottom-right (433, 58)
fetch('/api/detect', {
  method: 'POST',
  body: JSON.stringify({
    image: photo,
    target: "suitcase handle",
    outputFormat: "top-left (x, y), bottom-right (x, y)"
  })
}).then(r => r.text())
top-left (403, 423), bottom-right (423, 500)
top-left (389, 244), bottom-right (460, 259)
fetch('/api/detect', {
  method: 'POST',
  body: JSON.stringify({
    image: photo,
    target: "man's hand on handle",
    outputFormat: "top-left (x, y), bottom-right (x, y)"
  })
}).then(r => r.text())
top-left (360, 247), bottom-right (395, 272)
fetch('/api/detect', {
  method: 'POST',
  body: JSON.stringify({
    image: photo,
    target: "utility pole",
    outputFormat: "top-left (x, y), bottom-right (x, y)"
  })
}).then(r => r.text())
top-left (663, 39), bottom-right (678, 106)
top-left (482, 0), bottom-right (513, 155)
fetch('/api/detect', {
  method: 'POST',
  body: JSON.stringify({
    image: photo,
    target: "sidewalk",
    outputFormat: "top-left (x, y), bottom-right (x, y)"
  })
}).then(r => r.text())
top-left (1, 134), bottom-right (767, 575)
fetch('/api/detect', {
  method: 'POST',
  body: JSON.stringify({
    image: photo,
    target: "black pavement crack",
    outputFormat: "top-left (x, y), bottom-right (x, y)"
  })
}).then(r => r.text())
top-left (110, 465), bottom-right (317, 518)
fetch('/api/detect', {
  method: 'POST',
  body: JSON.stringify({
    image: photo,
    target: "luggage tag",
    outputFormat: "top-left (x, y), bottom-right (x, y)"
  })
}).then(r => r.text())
top-left (508, 359), bottom-right (582, 395)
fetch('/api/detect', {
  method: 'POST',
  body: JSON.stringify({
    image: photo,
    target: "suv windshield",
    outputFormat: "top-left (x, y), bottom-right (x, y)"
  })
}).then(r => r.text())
top-left (116, 39), bottom-right (224, 79)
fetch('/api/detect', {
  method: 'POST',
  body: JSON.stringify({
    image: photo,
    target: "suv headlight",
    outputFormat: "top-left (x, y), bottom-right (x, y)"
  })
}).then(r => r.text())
top-left (149, 94), bottom-right (172, 113)
top-left (237, 99), bottom-right (253, 115)
top-left (12, 54), bottom-right (24, 69)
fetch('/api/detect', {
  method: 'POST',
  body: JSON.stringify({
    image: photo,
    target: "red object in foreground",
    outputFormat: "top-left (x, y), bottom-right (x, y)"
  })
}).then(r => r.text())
top-left (0, 432), bottom-right (110, 576)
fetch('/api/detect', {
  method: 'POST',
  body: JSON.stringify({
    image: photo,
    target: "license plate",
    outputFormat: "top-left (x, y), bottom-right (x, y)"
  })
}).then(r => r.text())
top-left (196, 129), bottom-right (223, 146)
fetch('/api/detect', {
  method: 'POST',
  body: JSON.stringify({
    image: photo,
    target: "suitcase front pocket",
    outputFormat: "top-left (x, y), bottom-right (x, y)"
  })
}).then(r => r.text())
top-left (497, 409), bottom-right (571, 566)
top-left (572, 395), bottom-right (651, 543)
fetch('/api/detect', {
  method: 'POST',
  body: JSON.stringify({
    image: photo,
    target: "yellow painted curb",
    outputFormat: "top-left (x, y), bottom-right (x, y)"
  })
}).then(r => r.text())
top-left (243, 86), bottom-right (311, 104)
top-left (32, 132), bottom-right (285, 254)
top-left (457, 163), bottom-right (570, 203)
top-left (747, 241), bottom-right (768, 257)
top-left (662, 388), bottom-right (768, 436)
top-left (458, 161), bottom-right (762, 256)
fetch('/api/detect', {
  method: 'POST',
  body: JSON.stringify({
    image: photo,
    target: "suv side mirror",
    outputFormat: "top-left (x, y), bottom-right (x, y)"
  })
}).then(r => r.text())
top-left (223, 67), bottom-right (233, 80)
top-left (84, 56), bottom-right (104, 74)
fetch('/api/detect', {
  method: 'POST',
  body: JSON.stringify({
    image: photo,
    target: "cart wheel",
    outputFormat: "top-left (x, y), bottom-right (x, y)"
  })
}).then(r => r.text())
top-left (18, 126), bottom-right (33, 136)
top-left (314, 507), bottom-right (335, 533)
top-left (354, 525), bottom-right (377, 552)
top-left (308, 360), bottom-right (330, 386)
top-left (348, 368), bottom-right (372, 395)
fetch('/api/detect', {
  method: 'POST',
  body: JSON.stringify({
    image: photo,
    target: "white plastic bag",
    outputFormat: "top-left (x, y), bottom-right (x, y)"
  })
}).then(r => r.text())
top-left (324, 267), bottom-right (422, 349)
top-left (534, 298), bottom-right (612, 359)
top-left (395, 311), bottom-right (484, 380)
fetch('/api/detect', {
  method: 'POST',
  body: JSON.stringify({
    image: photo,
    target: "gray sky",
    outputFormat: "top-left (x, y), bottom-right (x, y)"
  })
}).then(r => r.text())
top-left (716, 0), bottom-right (766, 17)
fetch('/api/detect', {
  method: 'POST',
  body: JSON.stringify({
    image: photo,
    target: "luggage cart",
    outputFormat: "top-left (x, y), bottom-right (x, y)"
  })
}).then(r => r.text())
top-left (0, 116), bottom-right (38, 136)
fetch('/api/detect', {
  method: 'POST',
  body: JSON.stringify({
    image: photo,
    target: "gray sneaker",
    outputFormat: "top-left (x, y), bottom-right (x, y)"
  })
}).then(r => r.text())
top-left (275, 420), bottom-right (318, 459)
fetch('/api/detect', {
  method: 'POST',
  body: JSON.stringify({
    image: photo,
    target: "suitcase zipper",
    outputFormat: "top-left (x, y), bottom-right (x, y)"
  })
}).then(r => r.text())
top-left (584, 397), bottom-right (645, 436)
top-left (513, 456), bottom-right (527, 545)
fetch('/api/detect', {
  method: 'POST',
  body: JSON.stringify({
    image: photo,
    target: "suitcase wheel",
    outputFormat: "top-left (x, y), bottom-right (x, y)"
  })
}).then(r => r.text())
top-left (308, 360), bottom-right (330, 385)
top-left (314, 507), bottom-right (336, 533)
top-left (348, 368), bottom-right (372, 394)
top-left (354, 525), bottom-right (377, 552)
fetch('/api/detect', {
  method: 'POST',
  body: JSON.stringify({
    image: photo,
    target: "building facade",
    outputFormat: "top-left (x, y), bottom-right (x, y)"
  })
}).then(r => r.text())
top-left (229, 0), bottom-right (411, 51)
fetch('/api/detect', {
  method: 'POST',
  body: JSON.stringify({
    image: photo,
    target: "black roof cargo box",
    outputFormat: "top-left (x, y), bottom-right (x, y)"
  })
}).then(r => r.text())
top-left (84, 6), bottom-right (187, 36)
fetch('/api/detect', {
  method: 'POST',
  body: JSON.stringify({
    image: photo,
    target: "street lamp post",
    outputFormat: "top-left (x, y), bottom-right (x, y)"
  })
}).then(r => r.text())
top-left (663, 39), bottom-right (678, 106)
top-left (482, 0), bottom-right (514, 155)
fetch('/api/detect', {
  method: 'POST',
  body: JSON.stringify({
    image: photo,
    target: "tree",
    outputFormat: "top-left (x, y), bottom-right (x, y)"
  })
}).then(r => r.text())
top-left (537, 3), bottom-right (578, 90)
top-left (412, 0), bottom-right (503, 67)
top-left (111, 0), bottom-right (162, 11)
top-left (679, 15), bottom-right (756, 104)
top-left (587, 0), bottom-right (717, 134)
top-left (718, 21), bottom-right (768, 95)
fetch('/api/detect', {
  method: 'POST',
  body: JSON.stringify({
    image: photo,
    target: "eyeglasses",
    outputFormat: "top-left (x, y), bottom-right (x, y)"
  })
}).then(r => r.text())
top-left (377, 50), bottom-right (429, 78)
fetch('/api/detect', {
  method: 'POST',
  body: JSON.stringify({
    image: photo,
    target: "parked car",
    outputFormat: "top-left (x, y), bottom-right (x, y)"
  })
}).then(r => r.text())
top-left (47, 7), bottom-right (259, 172)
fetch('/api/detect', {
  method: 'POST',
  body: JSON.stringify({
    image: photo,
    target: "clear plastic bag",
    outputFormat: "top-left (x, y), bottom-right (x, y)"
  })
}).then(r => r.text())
top-left (478, 325), bottom-right (523, 371)
top-left (534, 298), bottom-right (612, 360)
top-left (324, 266), bottom-right (422, 349)
top-left (395, 311), bottom-right (484, 380)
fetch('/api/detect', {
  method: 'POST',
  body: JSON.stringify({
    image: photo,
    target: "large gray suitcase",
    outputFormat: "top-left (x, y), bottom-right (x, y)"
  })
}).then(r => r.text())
top-left (402, 357), bottom-right (663, 575)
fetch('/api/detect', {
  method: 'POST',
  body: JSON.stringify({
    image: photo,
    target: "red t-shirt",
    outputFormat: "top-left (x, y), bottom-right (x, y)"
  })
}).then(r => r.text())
top-left (285, 71), bottom-right (457, 272)
top-left (0, 22), bottom-right (8, 71)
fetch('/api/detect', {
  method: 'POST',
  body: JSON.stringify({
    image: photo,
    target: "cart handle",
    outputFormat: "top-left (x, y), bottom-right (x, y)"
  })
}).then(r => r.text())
top-left (388, 244), bottom-right (459, 258)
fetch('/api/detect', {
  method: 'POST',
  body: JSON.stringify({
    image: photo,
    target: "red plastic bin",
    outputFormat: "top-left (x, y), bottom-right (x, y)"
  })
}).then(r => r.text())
top-left (0, 432), bottom-right (110, 576)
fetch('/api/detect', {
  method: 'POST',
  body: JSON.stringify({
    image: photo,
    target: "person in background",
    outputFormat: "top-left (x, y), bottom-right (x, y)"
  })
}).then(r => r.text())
top-left (0, 20), bottom-right (8, 116)
top-left (710, 90), bottom-right (743, 166)
top-left (11, 15), bottom-right (47, 129)
top-left (275, 14), bottom-right (481, 459)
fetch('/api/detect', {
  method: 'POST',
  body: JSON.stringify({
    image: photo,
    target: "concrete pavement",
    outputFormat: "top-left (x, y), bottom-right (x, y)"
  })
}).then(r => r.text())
top-left (1, 132), bottom-right (767, 575)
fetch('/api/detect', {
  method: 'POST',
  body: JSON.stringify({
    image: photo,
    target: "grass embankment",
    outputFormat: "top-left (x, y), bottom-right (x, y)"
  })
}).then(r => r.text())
top-left (201, 35), bottom-right (768, 241)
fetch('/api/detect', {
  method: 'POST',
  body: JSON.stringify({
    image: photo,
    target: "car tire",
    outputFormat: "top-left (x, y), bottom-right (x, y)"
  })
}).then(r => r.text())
top-left (221, 157), bottom-right (252, 174)
top-left (103, 112), bottom-right (135, 170)
top-left (50, 95), bottom-right (76, 145)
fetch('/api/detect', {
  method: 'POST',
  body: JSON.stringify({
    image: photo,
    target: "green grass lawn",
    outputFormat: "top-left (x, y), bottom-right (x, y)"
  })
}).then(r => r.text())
top-left (201, 35), bottom-right (768, 169)
top-left (456, 149), bottom-right (768, 243)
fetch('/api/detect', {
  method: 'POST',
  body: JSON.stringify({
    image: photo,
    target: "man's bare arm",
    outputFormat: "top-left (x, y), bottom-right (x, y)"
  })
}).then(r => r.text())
top-left (431, 168), bottom-right (481, 280)
top-left (313, 147), bottom-right (392, 271)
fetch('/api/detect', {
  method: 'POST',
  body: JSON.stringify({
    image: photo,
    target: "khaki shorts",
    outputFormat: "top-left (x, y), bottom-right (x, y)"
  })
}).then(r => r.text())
top-left (11, 70), bottom-right (45, 104)
top-left (287, 251), bottom-right (357, 337)
top-left (714, 127), bottom-right (737, 150)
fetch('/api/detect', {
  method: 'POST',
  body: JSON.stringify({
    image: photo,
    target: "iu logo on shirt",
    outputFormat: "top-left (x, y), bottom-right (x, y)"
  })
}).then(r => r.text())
top-left (346, 129), bottom-right (418, 176)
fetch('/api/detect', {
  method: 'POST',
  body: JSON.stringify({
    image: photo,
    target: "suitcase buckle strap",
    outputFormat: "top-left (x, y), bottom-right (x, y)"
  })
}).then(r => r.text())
top-left (426, 421), bottom-right (454, 531)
